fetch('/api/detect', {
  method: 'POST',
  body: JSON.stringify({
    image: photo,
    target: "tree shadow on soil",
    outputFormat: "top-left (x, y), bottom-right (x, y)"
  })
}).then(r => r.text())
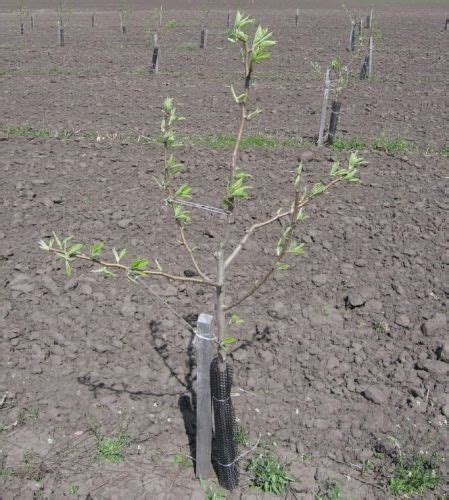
top-left (76, 317), bottom-right (199, 466)
top-left (77, 318), bottom-right (271, 475)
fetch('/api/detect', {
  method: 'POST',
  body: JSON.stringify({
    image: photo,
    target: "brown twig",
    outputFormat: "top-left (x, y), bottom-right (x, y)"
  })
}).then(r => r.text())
top-left (224, 177), bottom-right (342, 311)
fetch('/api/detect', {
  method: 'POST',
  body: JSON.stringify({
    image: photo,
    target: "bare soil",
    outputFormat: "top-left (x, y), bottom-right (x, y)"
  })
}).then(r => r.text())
top-left (0, 1), bottom-right (448, 499)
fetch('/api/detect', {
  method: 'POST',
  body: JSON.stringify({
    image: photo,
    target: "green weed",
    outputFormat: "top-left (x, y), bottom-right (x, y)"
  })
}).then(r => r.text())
top-left (372, 320), bottom-right (387, 334)
top-left (247, 452), bottom-right (293, 495)
top-left (96, 432), bottom-right (129, 463)
top-left (316, 478), bottom-right (343, 500)
top-left (388, 451), bottom-right (441, 497)
top-left (198, 476), bottom-right (225, 500)
top-left (191, 134), bottom-right (306, 149)
top-left (170, 453), bottom-right (193, 468)
top-left (372, 136), bottom-right (408, 155)
top-left (67, 484), bottom-right (80, 495)
top-left (331, 136), bottom-right (366, 151)
top-left (234, 425), bottom-right (250, 446)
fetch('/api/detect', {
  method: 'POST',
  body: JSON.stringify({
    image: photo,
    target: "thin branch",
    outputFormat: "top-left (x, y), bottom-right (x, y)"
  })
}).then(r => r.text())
top-left (224, 178), bottom-right (342, 311)
top-left (224, 209), bottom-right (291, 270)
top-left (224, 177), bottom-right (341, 271)
top-left (178, 225), bottom-right (211, 282)
top-left (46, 247), bottom-right (218, 287)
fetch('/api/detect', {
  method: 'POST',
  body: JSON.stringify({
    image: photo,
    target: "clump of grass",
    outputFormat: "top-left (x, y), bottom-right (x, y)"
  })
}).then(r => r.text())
top-left (191, 134), bottom-right (306, 149)
top-left (247, 452), bottom-right (293, 494)
top-left (96, 432), bottom-right (129, 463)
top-left (372, 136), bottom-right (408, 155)
top-left (1, 124), bottom-right (74, 140)
top-left (67, 484), bottom-right (80, 496)
top-left (234, 424), bottom-right (250, 446)
top-left (388, 451), bottom-right (441, 497)
top-left (331, 136), bottom-right (366, 151)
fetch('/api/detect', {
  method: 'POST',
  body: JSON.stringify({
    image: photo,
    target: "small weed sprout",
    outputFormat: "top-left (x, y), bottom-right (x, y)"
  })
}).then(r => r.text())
top-left (95, 432), bottom-right (129, 463)
top-left (233, 424), bottom-right (250, 446)
top-left (198, 476), bottom-right (226, 500)
top-left (372, 135), bottom-right (408, 155)
top-left (67, 484), bottom-right (80, 496)
top-left (170, 453), bottom-right (193, 468)
top-left (388, 451), bottom-right (441, 497)
top-left (247, 451), bottom-right (294, 494)
top-left (316, 478), bottom-right (343, 500)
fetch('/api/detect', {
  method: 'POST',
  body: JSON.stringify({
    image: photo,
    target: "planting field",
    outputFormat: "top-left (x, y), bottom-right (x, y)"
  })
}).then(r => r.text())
top-left (0, 0), bottom-right (448, 498)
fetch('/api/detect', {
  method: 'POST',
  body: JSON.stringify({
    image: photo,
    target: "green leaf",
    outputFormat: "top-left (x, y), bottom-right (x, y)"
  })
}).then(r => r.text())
top-left (175, 184), bottom-right (192, 199)
top-left (90, 241), bottom-right (104, 258)
top-left (112, 248), bottom-right (126, 263)
top-left (166, 154), bottom-right (183, 177)
top-left (229, 313), bottom-right (245, 325)
top-left (62, 235), bottom-right (74, 249)
top-left (52, 232), bottom-right (62, 248)
top-left (287, 242), bottom-right (305, 255)
top-left (91, 266), bottom-right (116, 277)
top-left (251, 25), bottom-right (276, 65)
top-left (173, 204), bottom-right (190, 224)
top-left (67, 243), bottom-right (82, 257)
top-left (65, 260), bottom-right (72, 277)
top-left (221, 336), bottom-right (237, 345)
top-left (163, 97), bottom-right (173, 114)
top-left (310, 182), bottom-right (326, 197)
top-left (296, 208), bottom-right (307, 222)
top-left (130, 259), bottom-right (149, 271)
top-left (38, 239), bottom-right (53, 251)
top-left (275, 262), bottom-right (290, 271)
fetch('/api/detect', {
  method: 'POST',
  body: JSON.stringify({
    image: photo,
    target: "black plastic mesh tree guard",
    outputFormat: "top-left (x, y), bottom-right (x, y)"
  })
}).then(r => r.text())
top-left (210, 357), bottom-right (239, 490)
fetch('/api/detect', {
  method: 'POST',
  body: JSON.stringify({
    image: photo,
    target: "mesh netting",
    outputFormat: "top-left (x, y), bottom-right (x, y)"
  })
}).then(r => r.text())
top-left (210, 357), bottom-right (239, 490)
top-left (360, 56), bottom-right (369, 79)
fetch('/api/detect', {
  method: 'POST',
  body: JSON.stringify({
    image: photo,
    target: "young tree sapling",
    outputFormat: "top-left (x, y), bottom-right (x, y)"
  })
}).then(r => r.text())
top-left (39, 11), bottom-right (366, 363)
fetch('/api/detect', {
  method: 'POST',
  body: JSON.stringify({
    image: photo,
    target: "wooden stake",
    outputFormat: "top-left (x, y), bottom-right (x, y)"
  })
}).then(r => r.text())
top-left (200, 28), bottom-right (208, 49)
top-left (30, 14), bottom-right (34, 30)
top-left (91, 14), bottom-right (95, 28)
top-left (20, 23), bottom-right (24, 35)
top-left (195, 313), bottom-right (214, 479)
top-left (327, 100), bottom-right (341, 145)
top-left (150, 46), bottom-right (159, 73)
top-left (368, 35), bottom-right (373, 78)
top-left (58, 20), bottom-right (64, 46)
top-left (295, 9), bottom-right (299, 27)
top-left (153, 32), bottom-right (158, 48)
top-left (227, 10), bottom-right (231, 28)
top-left (348, 22), bottom-right (355, 52)
top-left (317, 68), bottom-right (331, 146)
top-left (445, 18), bottom-right (449, 31)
